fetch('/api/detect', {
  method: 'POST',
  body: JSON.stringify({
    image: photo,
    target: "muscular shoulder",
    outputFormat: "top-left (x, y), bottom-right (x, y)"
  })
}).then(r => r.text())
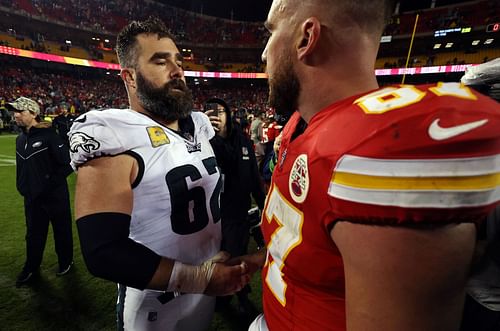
top-left (68, 108), bottom-right (146, 168)
top-left (312, 83), bottom-right (500, 224)
top-left (309, 83), bottom-right (499, 159)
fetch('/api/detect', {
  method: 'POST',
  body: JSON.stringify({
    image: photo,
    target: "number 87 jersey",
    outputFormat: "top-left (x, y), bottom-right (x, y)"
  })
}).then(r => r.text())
top-left (260, 83), bottom-right (500, 331)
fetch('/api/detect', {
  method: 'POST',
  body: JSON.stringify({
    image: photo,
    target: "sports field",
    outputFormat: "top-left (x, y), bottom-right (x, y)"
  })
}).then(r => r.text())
top-left (0, 133), bottom-right (262, 331)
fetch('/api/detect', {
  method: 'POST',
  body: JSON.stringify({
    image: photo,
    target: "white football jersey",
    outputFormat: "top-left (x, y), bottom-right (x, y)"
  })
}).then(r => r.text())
top-left (69, 108), bottom-right (222, 264)
top-left (70, 109), bottom-right (222, 331)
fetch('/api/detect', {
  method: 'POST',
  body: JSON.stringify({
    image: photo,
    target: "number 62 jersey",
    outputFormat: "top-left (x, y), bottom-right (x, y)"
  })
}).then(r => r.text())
top-left (69, 109), bottom-right (222, 265)
top-left (261, 83), bottom-right (500, 331)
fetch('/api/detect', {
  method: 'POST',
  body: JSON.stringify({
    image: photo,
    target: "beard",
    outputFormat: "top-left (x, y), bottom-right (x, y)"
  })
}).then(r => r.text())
top-left (136, 71), bottom-right (193, 122)
top-left (268, 54), bottom-right (300, 119)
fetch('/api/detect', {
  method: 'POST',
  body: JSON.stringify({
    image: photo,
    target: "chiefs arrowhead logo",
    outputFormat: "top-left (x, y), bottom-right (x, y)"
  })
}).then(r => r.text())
top-left (289, 154), bottom-right (309, 204)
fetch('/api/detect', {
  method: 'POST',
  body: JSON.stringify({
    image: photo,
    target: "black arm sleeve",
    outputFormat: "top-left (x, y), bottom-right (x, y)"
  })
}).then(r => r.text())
top-left (77, 212), bottom-right (162, 290)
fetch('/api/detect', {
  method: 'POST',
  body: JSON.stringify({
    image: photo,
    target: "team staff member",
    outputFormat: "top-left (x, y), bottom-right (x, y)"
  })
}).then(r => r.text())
top-left (239, 0), bottom-right (500, 330)
top-left (52, 103), bottom-right (75, 145)
top-left (9, 96), bottom-right (74, 287)
top-left (69, 17), bottom-right (249, 331)
top-left (205, 98), bottom-right (265, 316)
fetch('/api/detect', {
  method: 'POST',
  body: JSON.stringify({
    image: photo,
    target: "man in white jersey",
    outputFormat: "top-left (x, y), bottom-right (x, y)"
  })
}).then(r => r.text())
top-left (68, 17), bottom-right (249, 331)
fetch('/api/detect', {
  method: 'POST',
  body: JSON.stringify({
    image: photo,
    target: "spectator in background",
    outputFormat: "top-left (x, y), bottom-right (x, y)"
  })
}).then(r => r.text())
top-left (262, 131), bottom-right (282, 190)
top-left (8, 96), bottom-right (74, 287)
top-left (205, 98), bottom-right (265, 320)
top-left (52, 103), bottom-right (75, 145)
top-left (260, 111), bottom-right (283, 174)
top-left (249, 110), bottom-right (266, 167)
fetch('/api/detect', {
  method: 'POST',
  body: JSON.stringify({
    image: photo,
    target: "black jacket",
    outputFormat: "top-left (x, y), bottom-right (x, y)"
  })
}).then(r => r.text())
top-left (52, 113), bottom-right (75, 144)
top-left (16, 122), bottom-right (73, 199)
top-left (211, 117), bottom-right (266, 222)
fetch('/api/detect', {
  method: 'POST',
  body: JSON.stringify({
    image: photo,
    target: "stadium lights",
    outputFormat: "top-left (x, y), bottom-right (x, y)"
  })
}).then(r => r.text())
top-left (106, 72), bottom-right (110, 75)
top-left (433, 43), bottom-right (441, 49)
top-left (485, 39), bottom-right (494, 44)
top-left (0, 45), bottom-right (476, 78)
top-left (445, 42), bottom-right (453, 48)
top-left (380, 36), bottom-right (392, 43)
top-left (104, 39), bottom-right (109, 43)
top-left (471, 40), bottom-right (480, 46)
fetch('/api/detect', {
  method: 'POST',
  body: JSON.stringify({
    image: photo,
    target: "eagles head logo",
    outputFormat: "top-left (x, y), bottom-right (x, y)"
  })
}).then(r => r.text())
top-left (69, 132), bottom-right (101, 153)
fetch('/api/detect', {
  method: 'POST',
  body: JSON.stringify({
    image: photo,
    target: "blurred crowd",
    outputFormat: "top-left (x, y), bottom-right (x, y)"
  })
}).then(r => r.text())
top-left (0, 0), bottom-right (497, 46)
top-left (1, 0), bottom-right (269, 47)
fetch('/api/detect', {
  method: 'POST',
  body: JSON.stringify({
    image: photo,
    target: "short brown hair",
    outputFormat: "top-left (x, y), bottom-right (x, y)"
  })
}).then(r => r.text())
top-left (329, 0), bottom-right (396, 35)
top-left (116, 16), bottom-right (174, 69)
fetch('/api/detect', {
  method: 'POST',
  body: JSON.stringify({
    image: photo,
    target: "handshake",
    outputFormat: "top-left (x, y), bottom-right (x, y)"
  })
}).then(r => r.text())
top-left (159, 250), bottom-right (266, 303)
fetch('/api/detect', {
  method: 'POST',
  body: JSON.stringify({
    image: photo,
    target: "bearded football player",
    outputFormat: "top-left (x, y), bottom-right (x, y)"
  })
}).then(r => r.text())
top-left (69, 17), bottom-right (250, 331)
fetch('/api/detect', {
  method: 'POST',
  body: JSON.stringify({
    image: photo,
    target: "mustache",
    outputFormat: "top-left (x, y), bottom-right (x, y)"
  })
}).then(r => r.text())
top-left (166, 79), bottom-right (188, 92)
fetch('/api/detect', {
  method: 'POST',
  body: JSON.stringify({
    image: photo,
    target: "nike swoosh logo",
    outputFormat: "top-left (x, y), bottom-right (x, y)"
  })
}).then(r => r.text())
top-left (58, 144), bottom-right (64, 148)
top-left (428, 118), bottom-right (488, 141)
top-left (74, 115), bottom-right (87, 123)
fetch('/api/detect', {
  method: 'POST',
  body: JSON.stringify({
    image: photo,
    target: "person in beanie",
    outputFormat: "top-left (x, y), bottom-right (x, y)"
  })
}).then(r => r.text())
top-left (8, 96), bottom-right (74, 287)
top-left (205, 98), bottom-right (266, 320)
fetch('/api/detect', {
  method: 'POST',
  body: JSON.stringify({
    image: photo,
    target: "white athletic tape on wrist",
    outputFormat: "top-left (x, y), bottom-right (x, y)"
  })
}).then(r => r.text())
top-left (166, 259), bottom-right (216, 293)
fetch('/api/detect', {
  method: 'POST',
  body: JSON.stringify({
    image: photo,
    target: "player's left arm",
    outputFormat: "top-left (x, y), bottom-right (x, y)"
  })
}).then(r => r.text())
top-left (331, 221), bottom-right (476, 331)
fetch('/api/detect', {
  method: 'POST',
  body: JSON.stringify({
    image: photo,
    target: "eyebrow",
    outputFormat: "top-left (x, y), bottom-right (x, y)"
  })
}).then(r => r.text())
top-left (149, 52), bottom-right (183, 62)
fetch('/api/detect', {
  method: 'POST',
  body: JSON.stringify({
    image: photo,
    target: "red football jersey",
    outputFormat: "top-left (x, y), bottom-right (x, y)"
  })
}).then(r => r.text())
top-left (261, 83), bottom-right (500, 330)
top-left (262, 121), bottom-right (283, 143)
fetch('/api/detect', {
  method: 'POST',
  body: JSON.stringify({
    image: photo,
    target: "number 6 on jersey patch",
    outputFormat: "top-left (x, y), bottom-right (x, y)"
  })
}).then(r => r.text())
top-left (289, 154), bottom-right (309, 203)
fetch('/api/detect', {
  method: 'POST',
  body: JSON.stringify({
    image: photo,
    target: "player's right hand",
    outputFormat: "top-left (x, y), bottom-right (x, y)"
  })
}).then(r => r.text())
top-left (204, 260), bottom-right (250, 296)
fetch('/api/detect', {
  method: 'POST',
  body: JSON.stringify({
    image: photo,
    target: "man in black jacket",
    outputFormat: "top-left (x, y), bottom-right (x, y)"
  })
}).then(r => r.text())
top-left (52, 103), bottom-right (75, 145)
top-left (206, 98), bottom-right (266, 318)
top-left (8, 97), bottom-right (74, 287)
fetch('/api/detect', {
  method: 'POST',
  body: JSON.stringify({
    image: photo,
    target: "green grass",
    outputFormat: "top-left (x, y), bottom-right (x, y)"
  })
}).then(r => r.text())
top-left (0, 133), bottom-right (262, 331)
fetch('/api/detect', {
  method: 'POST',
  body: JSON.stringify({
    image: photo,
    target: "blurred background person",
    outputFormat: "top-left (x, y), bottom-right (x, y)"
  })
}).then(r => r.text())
top-left (205, 97), bottom-right (265, 320)
top-left (52, 102), bottom-right (75, 145)
top-left (249, 110), bottom-right (266, 167)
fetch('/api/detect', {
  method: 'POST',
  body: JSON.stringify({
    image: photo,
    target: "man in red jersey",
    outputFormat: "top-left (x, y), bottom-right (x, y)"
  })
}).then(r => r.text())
top-left (239, 0), bottom-right (500, 330)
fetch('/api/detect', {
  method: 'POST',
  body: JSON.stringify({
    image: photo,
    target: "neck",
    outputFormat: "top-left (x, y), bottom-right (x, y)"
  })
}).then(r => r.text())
top-left (297, 41), bottom-right (379, 123)
top-left (298, 70), bottom-right (378, 123)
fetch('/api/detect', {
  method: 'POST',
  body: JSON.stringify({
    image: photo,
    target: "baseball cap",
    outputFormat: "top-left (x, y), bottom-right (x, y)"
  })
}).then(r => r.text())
top-left (6, 97), bottom-right (40, 114)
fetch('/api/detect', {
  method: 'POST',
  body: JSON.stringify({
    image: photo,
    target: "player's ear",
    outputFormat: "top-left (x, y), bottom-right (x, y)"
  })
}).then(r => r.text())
top-left (297, 17), bottom-right (321, 62)
top-left (121, 68), bottom-right (137, 89)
